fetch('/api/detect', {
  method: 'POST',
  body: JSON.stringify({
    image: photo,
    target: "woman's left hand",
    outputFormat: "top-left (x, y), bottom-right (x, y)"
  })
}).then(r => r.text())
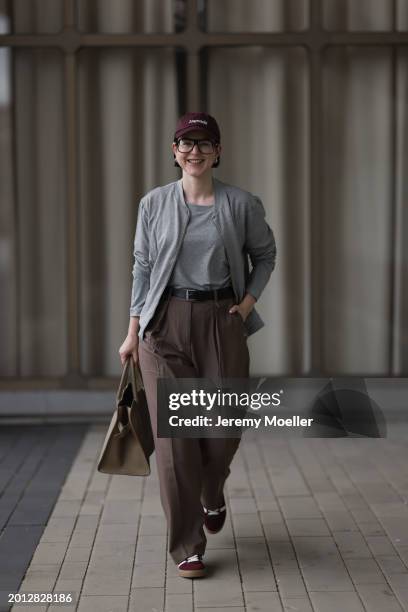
top-left (228, 293), bottom-right (257, 322)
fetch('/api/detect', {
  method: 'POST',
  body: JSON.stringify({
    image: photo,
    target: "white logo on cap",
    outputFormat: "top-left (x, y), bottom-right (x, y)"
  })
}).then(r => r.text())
top-left (188, 119), bottom-right (208, 125)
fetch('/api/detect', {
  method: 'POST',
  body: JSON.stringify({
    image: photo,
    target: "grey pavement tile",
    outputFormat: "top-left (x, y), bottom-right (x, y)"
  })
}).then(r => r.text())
top-left (332, 531), bottom-right (372, 559)
top-left (95, 523), bottom-right (139, 543)
top-left (69, 528), bottom-right (97, 548)
top-left (51, 577), bottom-right (82, 598)
top-left (260, 513), bottom-right (290, 542)
top-left (165, 592), bottom-right (193, 612)
top-left (279, 496), bottom-right (322, 520)
top-left (135, 534), bottom-right (166, 552)
top-left (0, 494), bottom-right (20, 531)
top-left (138, 515), bottom-right (167, 536)
top-left (58, 562), bottom-right (88, 581)
top-left (82, 569), bottom-right (132, 597)
top-left (0, 525), bottom-right (44, 590)
top-left (74, 514), bottom-right (99, 529)
top-left (378, 517), bottom-right (408, 546)
top-left (353, 483), bottom-right (400, 505)
top-left (50, 500), bottom-right (83, 519)
top-left (8, 601), bottom-right (48, 612)
top-left (236, 537), bottom-right (270, 560)
top-left (387, 574), bottom-right (408, 589)
top-left (320, 510), bottom-right (359, 533)
top-left (309, 591), bottom-right (365, 612)
top-left (194, 579), bottom-right (244, 608)
top-left (8, 494), bottom-right (60, 526)
top-left (229, 497), bottom-right (258, 514)
top-left (231, 512), bottom-right (264, 538)
top-left (129, 587), bottom-right (164, 612)
top-left (252, 485), bottom-right (278, 501)
top-left (141, 497), bottom-right (165, 516)
top-left (245, 591), bottom-right (283, 612)
top-left (260, 510), bottom-right (286, 525)
top-left (64, 547), bottom-right (92, 563)
top-left (269, 541), bottom-right (298, 572)
top-left (397, 546), bottom-right (408, 566)
top-left (197, 608), bottom-right (245, 612)
top-left (77, 595), bottom-right (128, 612)
top-left (135, 547), bottom-right (165, 564)
top-left (291, 535), bottom-right (342, 565)
top-left (41, 518), bottom-right (75, 542)
top-left (313, 492), bottom-right (348, 511)
top-left (301, 567), bottom-right (354, 593)
top-left (197, 548), bottom-right (241, 581)
top-left (343, 558), bottom-right (388, 585)
top-left (292, 537), bottom-right (354, 592)
top-left (226, 484), bottom-right (252, 498)
top-left (376, 555), bottom-right (408, 576)
top-left (256, 498), bottom-right (280, 511)
top-left (281, 597), bottom-right (313, 611)
top-left (132, 562), bottom-right (166, 588)
top-left (106, 475), bottom-right (143, 501)
top-left (19, 564), bottom-right (60, 591)
top-left (266, 466), bottom-right (309, 497)
top-left (29, 541), bottom-right (68, 566)
top-left (356, 583), bottom-right (405, 612)
top-left (370, 503), bottom-right (408, 519)
top-left (239, 558), bottom-right (277, 592)
top-left (351, 507), bottom-right (383, 523)
top-left (100, 499), bottom-right (141, 525)
top-left (391, 588), bottom-right (408, 612)
top-left (275, 570), bottom-right (308, 597)
top-left (86, 540), bottom-right (135, 572)
top-left (366, 535), bottom-right (398, 556)
top-left (357, 521), bottom-right (386, 537)
top-left (285, 519), bottom-right (331, 537)
top-left (165, 576), bottom-right (193, 594)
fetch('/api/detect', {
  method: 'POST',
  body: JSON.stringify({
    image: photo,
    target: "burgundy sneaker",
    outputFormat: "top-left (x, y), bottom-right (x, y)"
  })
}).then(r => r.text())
top-left (178, 554), bottom-right (206, 578)
top-left (203, 498), bottom-right (227, 534)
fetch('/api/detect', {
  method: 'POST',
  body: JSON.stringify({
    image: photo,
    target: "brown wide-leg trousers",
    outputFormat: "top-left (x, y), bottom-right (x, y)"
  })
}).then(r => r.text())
top-left (138, 292), bottom-right (250, 564)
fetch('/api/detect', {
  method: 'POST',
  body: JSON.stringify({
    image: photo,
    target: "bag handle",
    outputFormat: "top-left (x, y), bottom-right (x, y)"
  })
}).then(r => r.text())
top-left (117, 356), bottom-right (144, 402)
top-left (128, 356), bottom-right (145, 393)
top-left (117, 357), bottom-right (131, 402)
top-left (115, 356), bottom-right (146, 435)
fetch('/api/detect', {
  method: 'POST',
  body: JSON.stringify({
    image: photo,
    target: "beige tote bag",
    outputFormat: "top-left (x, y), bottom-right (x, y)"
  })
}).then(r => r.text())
top-left (97, 356), bottom-right (154, 476)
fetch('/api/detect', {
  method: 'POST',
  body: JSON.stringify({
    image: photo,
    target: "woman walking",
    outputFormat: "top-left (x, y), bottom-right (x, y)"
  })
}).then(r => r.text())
top-left (119, 112), bottom-right (276, 578)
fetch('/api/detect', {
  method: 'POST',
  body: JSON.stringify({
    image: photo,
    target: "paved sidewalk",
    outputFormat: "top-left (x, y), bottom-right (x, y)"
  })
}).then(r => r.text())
top-left (7, 425), bottom-right (408, 612)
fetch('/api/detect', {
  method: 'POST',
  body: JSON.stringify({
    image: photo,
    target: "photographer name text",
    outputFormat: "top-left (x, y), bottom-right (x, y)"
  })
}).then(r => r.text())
top-left (168, 415), bottom-right (314, 428)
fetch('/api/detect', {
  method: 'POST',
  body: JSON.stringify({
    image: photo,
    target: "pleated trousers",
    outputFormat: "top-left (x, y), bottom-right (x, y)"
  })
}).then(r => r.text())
top-left (138, 292), bottom-right (250, 564)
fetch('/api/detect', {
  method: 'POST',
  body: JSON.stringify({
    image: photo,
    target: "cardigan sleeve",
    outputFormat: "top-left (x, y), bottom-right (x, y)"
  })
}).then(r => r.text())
top-left (129, 197), bottom-right (151, 317)
top-left (244, 195), bottom-right (277, 301)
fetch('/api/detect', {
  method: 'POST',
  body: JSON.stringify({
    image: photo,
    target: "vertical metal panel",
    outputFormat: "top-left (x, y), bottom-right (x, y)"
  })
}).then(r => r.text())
top-left (64, 0), bottom-right (82, 385)
top-left (186, 0), bottom-right (201, 109)
top-left (64, 0), bottom-right (75, 28)
top-left (10, 34), bottom-right (21, 378)
top-left (309, 0), bottom-right (323, 373)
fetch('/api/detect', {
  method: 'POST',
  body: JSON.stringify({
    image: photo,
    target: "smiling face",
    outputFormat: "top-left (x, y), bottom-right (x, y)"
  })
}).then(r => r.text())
top-left (172, 129), bottom-right (222, 178)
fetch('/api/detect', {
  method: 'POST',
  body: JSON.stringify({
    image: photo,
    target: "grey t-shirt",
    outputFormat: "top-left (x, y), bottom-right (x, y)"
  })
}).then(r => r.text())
top-left (168, 202), bottom-right (231, 290)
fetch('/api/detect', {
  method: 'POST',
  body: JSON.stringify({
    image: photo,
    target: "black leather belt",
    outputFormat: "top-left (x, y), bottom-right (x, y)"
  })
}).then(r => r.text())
top-left (162, 286), bottom-right (235, 301)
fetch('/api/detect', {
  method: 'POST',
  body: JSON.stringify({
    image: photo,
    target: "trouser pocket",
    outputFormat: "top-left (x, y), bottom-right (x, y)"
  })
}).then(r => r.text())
top-left (145, 295), bottom-right (171, 338)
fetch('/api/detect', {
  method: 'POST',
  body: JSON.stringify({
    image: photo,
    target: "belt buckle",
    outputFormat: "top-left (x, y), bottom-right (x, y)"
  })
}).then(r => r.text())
top-left (186, 289), bottom-right (194, 300)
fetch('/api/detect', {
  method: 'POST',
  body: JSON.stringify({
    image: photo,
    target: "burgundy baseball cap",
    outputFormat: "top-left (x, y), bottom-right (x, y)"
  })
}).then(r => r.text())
top-left (174, 112), bottom-right (221, 142)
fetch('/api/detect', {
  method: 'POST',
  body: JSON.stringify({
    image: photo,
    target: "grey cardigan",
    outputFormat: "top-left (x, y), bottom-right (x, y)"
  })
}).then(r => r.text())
top-left (130, 177), bottom-right (277, 340)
